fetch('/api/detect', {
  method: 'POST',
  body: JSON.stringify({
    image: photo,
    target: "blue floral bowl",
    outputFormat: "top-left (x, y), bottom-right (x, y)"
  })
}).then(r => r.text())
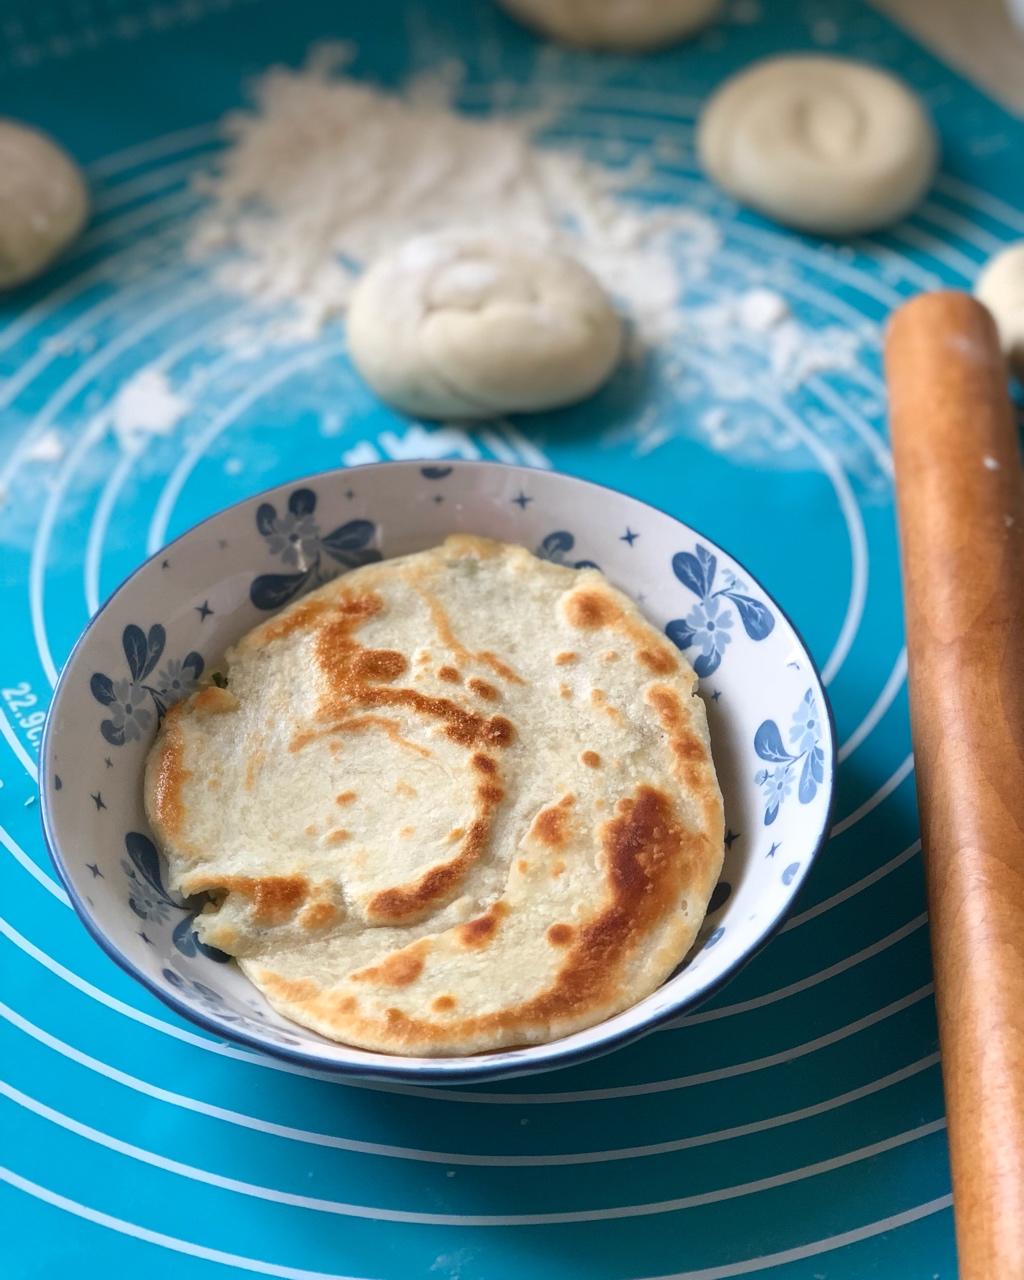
top-left (40, 461), bottom-right (835, 1084)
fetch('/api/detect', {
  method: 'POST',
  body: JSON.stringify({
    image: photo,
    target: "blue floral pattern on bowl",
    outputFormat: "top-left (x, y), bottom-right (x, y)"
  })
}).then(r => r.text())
top-left (665, 544), bottom-right (775, 677)
top-left (162, 969), bottom-right (301, 1046)
top-left (123, 831), bottom-right (228, 962)
top-left (536, 530), bottom-right (600, 570)
top-left (250, 487), bottom-right (381, 610)
top-left (754, 688), bottom-right (826, 825)
top-left (90, 624), bottom-right (203, 746)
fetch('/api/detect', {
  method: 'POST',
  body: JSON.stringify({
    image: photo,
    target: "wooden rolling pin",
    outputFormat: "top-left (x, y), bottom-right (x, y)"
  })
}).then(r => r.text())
top-left (886, 291), bottom-right (1024, 1279)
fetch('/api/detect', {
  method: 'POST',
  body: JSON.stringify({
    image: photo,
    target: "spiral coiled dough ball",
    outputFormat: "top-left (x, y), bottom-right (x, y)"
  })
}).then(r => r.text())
top-left (495, 0), bottom-right (721, 51)
top-left (975, 242), bottom-right (1024, 380)
top-left (697, 57), bottom-right (937, 237)
top-left (0, 120), bottom-right (88, 289)
top-left (347, 233), bottom-right (623, 420)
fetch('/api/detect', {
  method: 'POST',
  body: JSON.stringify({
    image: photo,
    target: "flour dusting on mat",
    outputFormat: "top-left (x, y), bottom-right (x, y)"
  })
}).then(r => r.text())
top-left (188, 42), bottom-right (716, 343)
top-left (187, 41), bottom-right (874, 477)
top-left (112, 369), bottom-right (192, 454)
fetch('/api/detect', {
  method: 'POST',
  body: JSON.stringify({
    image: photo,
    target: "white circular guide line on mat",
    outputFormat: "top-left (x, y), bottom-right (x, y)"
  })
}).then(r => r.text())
top-left (0, 1031), bottom-right (944, 1171)
top-left (667, 913), bottom-right (928, 1028)
top-left (145, 342), bottom-right (345, 552)
top-left (0, 162), bottom-right (208, 360)
top-left (764, 394), bottom-right (868, 687)
top-left (0, 1062), bottom-right (946, 1225)
top-left (0, 710), bottom-right (38, 781)
top-left (86, 123), bottom-right (222, 179)
top-left (82, 327), bottom-right (245, 614)
top-left (782, 839), bottom-right (921, 933)
top-left (831, 753), bottom-right (915, 838)
top-left (0, 826), bottom-right (68, 903)
top-left (838, 649), bottom-right (908, 763)
top-left (0, 1163), bottom-right (956, 1280)
top-left (28, 284), bottom-right (217, 684)
top-left (0, 258), bottom-right (209, 484)
top-left (935, 174), bottom-right (1024, 236)
top-left (0, 920), bottom-right (940, 1165)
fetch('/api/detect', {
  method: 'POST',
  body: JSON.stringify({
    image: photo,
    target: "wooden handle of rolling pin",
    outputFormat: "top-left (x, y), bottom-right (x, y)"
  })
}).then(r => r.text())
top-left (886, 290), bottom-right (1024, 1279)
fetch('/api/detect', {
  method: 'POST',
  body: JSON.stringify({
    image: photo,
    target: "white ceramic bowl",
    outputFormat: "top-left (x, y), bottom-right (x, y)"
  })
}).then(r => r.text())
top-left (41, 461), bottom-right (835, 1084)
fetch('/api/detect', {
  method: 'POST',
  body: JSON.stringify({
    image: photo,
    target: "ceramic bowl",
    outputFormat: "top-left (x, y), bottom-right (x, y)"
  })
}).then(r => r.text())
top-left (41, 460), bottom-right (835, 1084)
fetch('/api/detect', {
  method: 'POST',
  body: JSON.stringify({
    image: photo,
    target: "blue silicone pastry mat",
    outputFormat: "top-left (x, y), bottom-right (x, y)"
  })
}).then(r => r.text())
top-left (2, 0), bottom-right (1023, 1275)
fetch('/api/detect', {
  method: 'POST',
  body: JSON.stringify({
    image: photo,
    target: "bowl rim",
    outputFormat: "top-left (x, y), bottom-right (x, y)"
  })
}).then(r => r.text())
top-left (40, 458), bottom-right (838, 1086)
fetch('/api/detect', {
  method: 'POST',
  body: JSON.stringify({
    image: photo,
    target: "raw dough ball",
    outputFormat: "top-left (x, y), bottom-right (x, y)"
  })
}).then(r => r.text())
top-left (975, 242), bottom-right (1024, 379)
top-left (347, 232), bottom-right (623, 420)
top-left (495, 0), bottom-right (721, 51)
top-left (697, 56), bottom-right (937, 237)
top-left (0, 120), bottom-right (88, 289)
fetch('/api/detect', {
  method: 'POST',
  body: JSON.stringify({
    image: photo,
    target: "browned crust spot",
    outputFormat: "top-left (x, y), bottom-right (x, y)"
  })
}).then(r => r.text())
top-left (581, 750), bottom-right (601, 768)
top-left (323, 829), bottom-right (350, 845)
top-left (192, 686), bottom-right (238, 714)
top-left (299, 901), bottom-right (338, 931)
top-left (336, 791), bottom-right (357, 806)
top-left (531, 794), bottom-right (576, 851)
top-left (291, 714), bottom-right (433, 760)
top-left (646, 684), bottom-right (713, 784)
top-left (352, 649), bottom-right (408, 682)
top-left (419, 588), bottom-right (526, 685)
top-left (590, 688), bottom-right (623, 722)
top-left (456, 900), bottom-right (508, 949)
top-left (244, 748), bottom-right (265, 791)
top-left (395, 780), bottom-right (416, 798)
top-left (564, 589), bottom-right (620, 630)
top-left (438, 666), bottom-right (461, 683)
top-left (547, 923), bottom-right (575, 947)
top-left (554, 652), bottom-right (577, 666)
top-left (353, 940), bottom-right (430, 988)
top-left (366, 814), bottom-right (495, 925)
top-left (190, 874), bottom-right (308, 925)
top-left (468, 678), bottom-right (499, 701)
top-left (564, 586), bottom-right (682, 680)
top-left (471, 754), bottom-right (497, 775)
top-left (150, 713), bottom-right (189, 839)
top-left (399, 825), bottom-right (415, 838)
top-left (637, 646), bottom-right (679, 675)
top-left (517, 858), bottom-right (530, 874)
top-left (478, 651), bottom-right (525, 685)
top-left (432, 995), bottom-right (457, 1013)
top-left (254, 592), bottom-right (381, 646)
top-left (559, 683), bottom-right (572, 699)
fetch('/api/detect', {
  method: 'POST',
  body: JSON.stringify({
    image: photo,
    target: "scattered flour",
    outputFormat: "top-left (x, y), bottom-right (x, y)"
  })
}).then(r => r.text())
top-left (112, 368), bottom-right (191, 454)
top-left (24, 429), bottom-right (65, 463)
top-left (188, 42), bottom-right (717, 345)
top-left (184, 42), bottom-right (870, 474)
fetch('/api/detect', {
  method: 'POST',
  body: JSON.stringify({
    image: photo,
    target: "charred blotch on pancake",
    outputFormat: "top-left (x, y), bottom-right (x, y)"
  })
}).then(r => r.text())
top-left (547, 923), bottom-right (574, 947)
top-left (581, 750), bottom-right (601, 768)
top-left (457, 901), bottom-right (508, 948)
top-left (468, 677), bottom-right (499, 701)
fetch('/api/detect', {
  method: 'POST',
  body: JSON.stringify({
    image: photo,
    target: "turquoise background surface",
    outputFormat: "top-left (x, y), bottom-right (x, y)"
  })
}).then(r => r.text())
top-left (1, 0), bottom-right (1023, 1275)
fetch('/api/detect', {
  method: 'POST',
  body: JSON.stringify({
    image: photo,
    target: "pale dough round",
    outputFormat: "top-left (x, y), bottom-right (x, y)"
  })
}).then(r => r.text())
top-left (0, 119), bottom-right (88, 289)
top-left (697, 56), bottom-right (937, 237)
top-left (495, 0), bottom-right (721, 50)
top-left (975, 242), bottom-right (1024, 379)
top-left (347, 232), bottom-right (623, 420)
